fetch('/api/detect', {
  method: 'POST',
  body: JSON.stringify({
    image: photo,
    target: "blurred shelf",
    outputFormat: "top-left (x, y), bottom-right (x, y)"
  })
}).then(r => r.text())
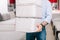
top-left (52, 10), bottom-right (60, 14)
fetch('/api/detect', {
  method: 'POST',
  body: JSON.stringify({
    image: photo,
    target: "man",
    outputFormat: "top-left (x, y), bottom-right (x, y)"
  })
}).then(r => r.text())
top-left (26, 0), bottom-right (52, 40)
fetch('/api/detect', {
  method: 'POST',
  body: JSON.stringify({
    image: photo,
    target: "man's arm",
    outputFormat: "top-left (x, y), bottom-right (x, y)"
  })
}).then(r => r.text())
top-left (41, 0), bottom-right (52, 27)
top-left (36, 0), bottom-right (52, 32)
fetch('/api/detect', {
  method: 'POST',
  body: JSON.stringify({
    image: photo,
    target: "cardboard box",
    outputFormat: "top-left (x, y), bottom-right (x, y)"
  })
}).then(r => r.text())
top-left (16, 18), bottom-right (42, 32)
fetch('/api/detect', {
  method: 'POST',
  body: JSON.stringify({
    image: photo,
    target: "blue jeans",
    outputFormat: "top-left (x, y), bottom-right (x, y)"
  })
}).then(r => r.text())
top-left (26, 27), bottom-right (46, 40)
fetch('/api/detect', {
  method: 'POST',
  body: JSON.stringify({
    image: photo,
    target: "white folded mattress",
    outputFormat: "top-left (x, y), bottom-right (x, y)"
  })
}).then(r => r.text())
top-left (16, 18), bottom-right (42, 32)
top-left (0, 18), bottom-right (42, 32)
top-left (16, 0), bottom-right (42, 6)
top-left (16, 0), bottom-right (42, 18)
top-left (16, 5), bottom-right (42, 18)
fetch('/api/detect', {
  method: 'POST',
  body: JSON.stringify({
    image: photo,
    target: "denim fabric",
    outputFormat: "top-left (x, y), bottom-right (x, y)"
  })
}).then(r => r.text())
top-left (26, 27), bottom-right (46, 40)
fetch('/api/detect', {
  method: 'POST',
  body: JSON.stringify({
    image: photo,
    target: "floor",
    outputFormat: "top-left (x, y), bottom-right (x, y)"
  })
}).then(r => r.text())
top-left (46, 24), bottom-right (55, 40)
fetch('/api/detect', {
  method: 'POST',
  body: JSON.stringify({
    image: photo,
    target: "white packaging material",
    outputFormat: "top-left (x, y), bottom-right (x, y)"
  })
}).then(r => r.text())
top-left (0, 0), bottom-right (8, 14)
top-left (16, 18), bottom-right (42, 32)
top-left (16, 0), bottom-right (42, 6)
top-left (16, 5), bottom-right (42, 18)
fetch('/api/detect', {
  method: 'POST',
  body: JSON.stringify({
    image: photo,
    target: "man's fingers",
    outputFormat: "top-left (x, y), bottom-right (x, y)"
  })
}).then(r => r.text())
top-left (36, 24), bottom-right (41, 28)
top-left (36, 28), bottom-right (42, 32)
top-left (36, 24), bottom-right (39, 28)
top-left (36, 24), bottom-right (42, 32)
top-left (36, 27), bottom-right (42, 32)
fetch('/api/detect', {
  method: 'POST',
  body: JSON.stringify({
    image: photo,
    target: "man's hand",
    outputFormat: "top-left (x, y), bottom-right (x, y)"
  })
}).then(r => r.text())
top-left (36, 24), bottom-right (42, 32)
top-left (36, 21), bottom-right (48, 32)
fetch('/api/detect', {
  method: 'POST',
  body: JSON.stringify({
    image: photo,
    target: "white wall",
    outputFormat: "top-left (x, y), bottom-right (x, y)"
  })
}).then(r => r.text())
top-left (0, 0), bottom-right (8, 14)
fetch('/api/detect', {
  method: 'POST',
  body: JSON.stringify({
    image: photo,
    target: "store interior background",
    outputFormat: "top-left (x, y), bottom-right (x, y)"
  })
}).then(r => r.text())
top-left (0, 0), bottom-right (60, 40)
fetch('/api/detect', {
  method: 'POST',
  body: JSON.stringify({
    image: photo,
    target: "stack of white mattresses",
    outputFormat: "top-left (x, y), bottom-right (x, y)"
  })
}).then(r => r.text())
top-left (16, 0), bottom-right (42, 32)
